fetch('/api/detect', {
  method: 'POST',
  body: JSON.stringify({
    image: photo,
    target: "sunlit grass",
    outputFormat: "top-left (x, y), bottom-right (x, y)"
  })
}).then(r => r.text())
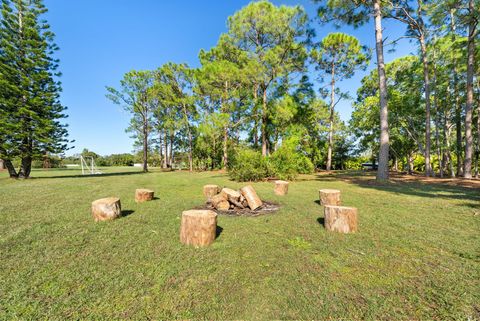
top-left (0, 168), bottom-right (479, 319)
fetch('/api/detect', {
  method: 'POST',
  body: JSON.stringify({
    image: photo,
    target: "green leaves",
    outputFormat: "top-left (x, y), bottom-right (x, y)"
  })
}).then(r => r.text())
top-left (0, 0), bottom-right (69, 177)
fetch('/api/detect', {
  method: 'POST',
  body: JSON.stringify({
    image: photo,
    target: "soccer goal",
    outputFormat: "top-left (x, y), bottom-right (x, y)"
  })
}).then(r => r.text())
top-left (80, 156), bottom-right (102, 175)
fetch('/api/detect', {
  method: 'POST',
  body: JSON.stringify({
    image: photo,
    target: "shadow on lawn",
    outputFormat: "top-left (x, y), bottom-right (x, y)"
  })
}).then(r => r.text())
top-left (31, 171), bottom-right (146, 179)
top-left (316, 217), bottom-right (325, 227)
top-left (312, 171), bottom-right (480, 204)
top-left (121, 210), bottom-right (135, 217)
top-left (216, 225), bottom-right (223, 238)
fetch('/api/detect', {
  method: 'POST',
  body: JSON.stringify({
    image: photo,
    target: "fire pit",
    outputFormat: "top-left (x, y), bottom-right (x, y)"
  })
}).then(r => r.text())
top-left (200, 184), bottom-right (281, 217)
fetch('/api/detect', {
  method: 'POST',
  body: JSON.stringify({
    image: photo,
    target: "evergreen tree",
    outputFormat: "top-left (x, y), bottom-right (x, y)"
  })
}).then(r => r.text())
top-left (0, 0), bottom-right (69, 178)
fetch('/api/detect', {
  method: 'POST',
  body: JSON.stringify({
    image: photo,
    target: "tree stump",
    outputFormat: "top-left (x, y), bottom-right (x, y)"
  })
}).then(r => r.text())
top-left (240, 185), bottom-right (263, 210)
top-left (211, 194), bottom-right (230, 211)
top-left (91, 197), bottom-right (121, 222)
top-left (274, 180), bottom-right (289, 195)
top-left (203, 184), bottom-right (220, 199)
top-left (135, 188), bottom-right (154, 203)
top-left (220, 188), bottom-right (241, 202)
top-left (319, 189), bottom-right (341, 206)
top-left (324, 205), bottom-right (358, 233)
top-left (180, 210), bottom-right (217, 247)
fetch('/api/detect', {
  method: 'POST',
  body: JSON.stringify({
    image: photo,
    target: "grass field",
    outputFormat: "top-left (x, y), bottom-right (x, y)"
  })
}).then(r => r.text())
top-left (0, 168), bottom-right (479, 319)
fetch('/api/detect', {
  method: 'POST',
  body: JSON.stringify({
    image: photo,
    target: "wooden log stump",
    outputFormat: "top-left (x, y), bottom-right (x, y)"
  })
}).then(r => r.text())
top-left (240, 185), bottom-right (263, 210)
top-left (211, 193), bottom-right (230, 211)
top-left (135, 188), bottom-right (154, 203)
top-left (180, 209), bottom-right (217, 247)
top-left (274, 180), bottom-right (289, 195)
top-left (324, 205), bottom-right (358, 233)
top-left (91, 197), bottom-right (121, 222)
top-left (203, 184), bottom-right (220, 199)
top-left (319, 189), bottom-right (341, 206)
top-left (220, 188), bottom-right (241, 202)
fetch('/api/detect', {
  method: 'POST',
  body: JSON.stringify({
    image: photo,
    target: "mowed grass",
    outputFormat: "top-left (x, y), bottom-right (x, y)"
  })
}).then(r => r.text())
top-left (0, 168), bottom-right (479, 320)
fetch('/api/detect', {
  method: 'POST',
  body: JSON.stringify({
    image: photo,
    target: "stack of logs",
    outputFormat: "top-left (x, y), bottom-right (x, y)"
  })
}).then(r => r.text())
top-left (203, 184), bottom-right (263, 211)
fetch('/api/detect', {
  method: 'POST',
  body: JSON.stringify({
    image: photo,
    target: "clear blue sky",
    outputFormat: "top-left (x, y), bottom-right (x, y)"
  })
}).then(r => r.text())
top-left (43, 0), bottom-right (415, 156)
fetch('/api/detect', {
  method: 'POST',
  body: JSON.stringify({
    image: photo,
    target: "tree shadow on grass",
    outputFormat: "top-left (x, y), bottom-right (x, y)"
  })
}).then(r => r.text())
top-left (308, 171), bottom-right (480, 204)
top-left (31, 171), bottom-right (146, 179)
top-left (121, 210), bottom-right (135, 218)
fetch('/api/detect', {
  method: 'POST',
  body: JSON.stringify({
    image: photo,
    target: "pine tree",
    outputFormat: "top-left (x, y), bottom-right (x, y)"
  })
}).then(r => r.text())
top-left (0, 0), bottom-right (69, 178)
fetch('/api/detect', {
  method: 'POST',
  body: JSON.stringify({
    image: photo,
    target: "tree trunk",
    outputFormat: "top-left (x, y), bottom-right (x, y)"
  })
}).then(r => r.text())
top-left (443, 106), bottom-right (455, 178)
top-left (374, 0), bottom-right (390, 181)
top-left (432, 53), bottom-right (443, 177)
top-left (451, 10), bottom-right (463, 177)
top-left (163, 130), bottom-right (168, 169)
top-left (169, 132), bottom-right (174, 167)
top-left (253, 83), bottom-right (259, 148)
top-left (407, 152), bottom-right (414, 175)
top-left (3, 159), bottom-right (18, 178)
top-left (326, 63), bottom-right (335, 171)
top-left (419, 33), bottom-right (433, 177)
top-left (222, 126), bottom-right (228, 170)
top-left (476, 84), bottom-right (480, 178)
top-left (261, 87), bottom-right (268, 157)
top-left (182, 104), bottom-right (193, 172)
top-left (142, 120), bottom-right (148, 172)
top-left (463, 0), bottom-right (475, 179)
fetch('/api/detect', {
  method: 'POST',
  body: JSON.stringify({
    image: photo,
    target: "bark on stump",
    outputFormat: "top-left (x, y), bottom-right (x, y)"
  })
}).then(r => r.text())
top-left (274, 180), bottom-right (289, 195)
top-left (135, 188), bottom-right (154, 203)
top-left (324, 205), bottom-right (358, 233)
top-left (92, 197), bottom-right (121, 222)
top-left (240, 185), bottom-right (263, 210)
top-left (180, 210), bottom-right (217, 247)
top-left (211, 193), bottom-right (230, 211)
top-left (220, 188), bottom-right (241, 202)
top-left (203, 184), bottom-right (220, 199)
top-left (319, 189), bottom-right (341, 206)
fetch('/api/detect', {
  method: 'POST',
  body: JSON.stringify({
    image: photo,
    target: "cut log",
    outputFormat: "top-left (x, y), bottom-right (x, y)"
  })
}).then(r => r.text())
top-left (220, 188), bottom-right (242, 202)
top-left (211, 193), bottom-right (230, 211)
top-left (324, 205), bottom-right (358, 233)
top-left (319, 189), bottom-right (341, 206)
top-left (229, 197), bottom-right (245, 209)
top-left (91, 197), bottom-right (121, 222)
top-left (240, 185), bottom-right (263, 210)
top-left (203, 184), bottom-right (220, 200)
top-left (274, 180), bottom-right (289, 195)
top-left (135, 188), bottom-right (154, 203)
top-left (180, 210), bottom-right (217, 247)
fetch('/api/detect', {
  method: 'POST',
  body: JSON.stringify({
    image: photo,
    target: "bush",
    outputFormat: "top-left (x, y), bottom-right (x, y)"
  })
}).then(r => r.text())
top-left (228, 148), bottom-right (271, 182)
top-left (228, 146), bottom-right (313, 182)
top-left (269, 146), bottom-right (313, 180)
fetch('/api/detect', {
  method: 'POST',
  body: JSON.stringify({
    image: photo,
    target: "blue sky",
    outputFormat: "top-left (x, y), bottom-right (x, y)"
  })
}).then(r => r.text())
top-left (43, 0), bottom-right (415, 156)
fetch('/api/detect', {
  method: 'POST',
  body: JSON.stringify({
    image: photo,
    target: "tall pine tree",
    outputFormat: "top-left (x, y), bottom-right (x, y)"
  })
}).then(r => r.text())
top-left (0, 0), bottom-right (69, 178)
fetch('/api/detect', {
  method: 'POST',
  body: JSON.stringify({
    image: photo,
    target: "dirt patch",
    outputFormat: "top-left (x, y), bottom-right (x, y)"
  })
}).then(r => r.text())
top-left (194, 201), bottom-right (281, 217)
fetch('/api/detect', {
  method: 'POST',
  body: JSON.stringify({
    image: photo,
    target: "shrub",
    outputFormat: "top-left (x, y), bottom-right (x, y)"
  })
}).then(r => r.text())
top-left (228, 146), bottom-right (313, 182)
top-left (228, 148), bottom-right (271, 182)
top-left (269, 146), bottom-right (314, 180)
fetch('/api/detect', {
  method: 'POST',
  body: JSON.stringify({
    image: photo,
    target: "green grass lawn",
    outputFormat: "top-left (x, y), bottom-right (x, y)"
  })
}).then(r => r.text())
top-left (1, 168), bottom-right (479, 319)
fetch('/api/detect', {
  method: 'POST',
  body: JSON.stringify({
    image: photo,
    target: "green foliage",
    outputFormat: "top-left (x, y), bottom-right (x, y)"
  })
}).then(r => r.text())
top-left (228, 148), bottom-right (271, 182)
top-left (0, 0), bottom-right (70, 178)
top-left (269, 144), bottom-right (314, 180)
top-left (229, 142), bottom-right (314, 182)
